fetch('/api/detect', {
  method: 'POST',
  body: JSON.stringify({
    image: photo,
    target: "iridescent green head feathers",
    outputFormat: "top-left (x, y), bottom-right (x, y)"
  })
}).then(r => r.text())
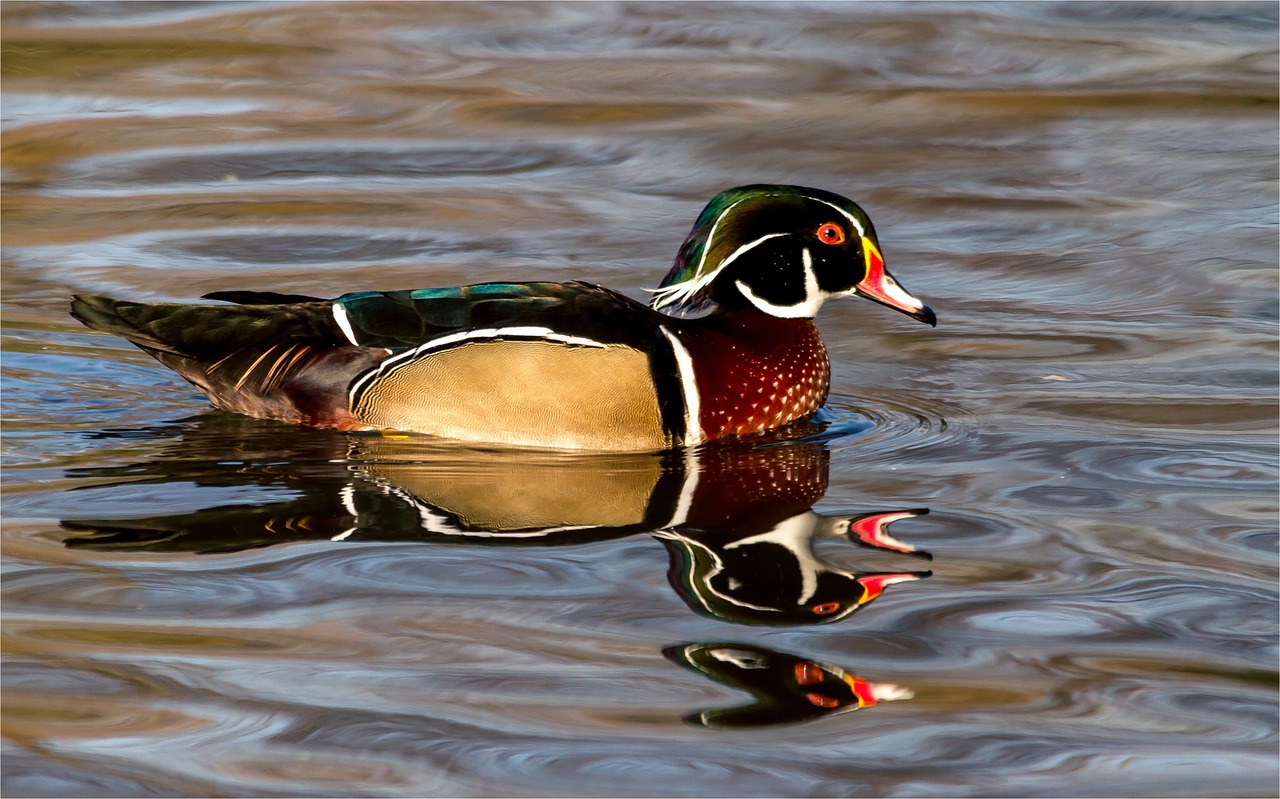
top-left (648, 184), bottom-right (935, 326)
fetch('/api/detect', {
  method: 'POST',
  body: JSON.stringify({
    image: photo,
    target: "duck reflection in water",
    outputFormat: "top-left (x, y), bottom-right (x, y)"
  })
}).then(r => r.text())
top-left (62, 415), bottom-right (930, 728)
top-left (665, 642), bottom-right (912, 729)
top-left (62, 416), bottom-right (932, 626)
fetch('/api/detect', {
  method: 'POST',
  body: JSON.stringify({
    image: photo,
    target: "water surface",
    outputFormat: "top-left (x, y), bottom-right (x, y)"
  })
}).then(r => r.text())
top-left (3, 2), bottom-right (1277, 797)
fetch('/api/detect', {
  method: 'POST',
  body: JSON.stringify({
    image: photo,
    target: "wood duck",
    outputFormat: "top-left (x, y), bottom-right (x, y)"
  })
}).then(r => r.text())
top-left (70, 185), bottom-right (936, 451)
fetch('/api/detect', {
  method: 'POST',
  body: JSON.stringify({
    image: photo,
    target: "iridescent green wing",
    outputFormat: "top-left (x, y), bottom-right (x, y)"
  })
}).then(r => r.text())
top-left (333, 281), bottom-right (660, 349)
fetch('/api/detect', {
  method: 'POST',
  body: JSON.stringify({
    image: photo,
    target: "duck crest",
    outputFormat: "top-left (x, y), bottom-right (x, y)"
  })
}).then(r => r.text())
top-left (650, 186), bottom-right (791, 316)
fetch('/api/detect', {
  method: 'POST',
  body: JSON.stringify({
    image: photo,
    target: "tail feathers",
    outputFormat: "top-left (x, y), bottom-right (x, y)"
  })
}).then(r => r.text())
top-left (70, 294), bottom-right (383, 429)
top-left (61, 500), bottom-right (349, 554)
top-left (70, 294), bottom-right (343, 359)
top-left (70, 295), bottom-right (190, 356)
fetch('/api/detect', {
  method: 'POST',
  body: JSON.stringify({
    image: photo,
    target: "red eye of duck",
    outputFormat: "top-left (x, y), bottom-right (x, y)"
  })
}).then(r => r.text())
top-left (805, 693), bottom-right (841, 708)
top-left (811, 601), bottom-right (841, 615)
top-left (816, 223), bottom-right (846, 245)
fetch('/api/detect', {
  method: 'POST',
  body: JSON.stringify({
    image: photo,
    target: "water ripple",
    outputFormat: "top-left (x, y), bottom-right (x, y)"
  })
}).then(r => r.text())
top-left (53, 140), bottom-right (629, 195)
top-left (5, 1), bottom-right (1277, 796)
top-left (823, 390), bottom-right (972, 462)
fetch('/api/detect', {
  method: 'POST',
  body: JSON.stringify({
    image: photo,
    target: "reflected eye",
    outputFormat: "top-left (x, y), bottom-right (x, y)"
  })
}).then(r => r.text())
top-left (816, 223), bottom-right (846, 245)
top-left (811, 602), bottom-right (841, 615)
top-left (795, 661), bottom-right (826, 685)
top-left (805, 692), bottom-right (841, 708)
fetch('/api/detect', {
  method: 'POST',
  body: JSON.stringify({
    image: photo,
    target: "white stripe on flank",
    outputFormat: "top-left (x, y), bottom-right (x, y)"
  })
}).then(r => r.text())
top-left (659, 326), bottom-right (703, 446)
top-left (374, 482), bottom-right (594, 537)
top-left (735, 247), bottom-right (827, 319)
top-left (347, 365), bottom-right (381, 405)
top-left (340, 484), bottom-right (359, 517)
top-left (332, 485), bottom-right (359, 541)
top-left (400, 326), bottom-right (606, 360)
top-left (332, 302), bottom-right (361, 346)
top-left (347, 326), bottom-right (607, 406)
top-left (665, 444), bottom-right (703, 528)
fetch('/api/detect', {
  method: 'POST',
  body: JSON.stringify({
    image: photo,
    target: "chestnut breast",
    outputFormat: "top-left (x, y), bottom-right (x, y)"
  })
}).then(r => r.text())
top-left (683, 314), bottom-right (831, 439)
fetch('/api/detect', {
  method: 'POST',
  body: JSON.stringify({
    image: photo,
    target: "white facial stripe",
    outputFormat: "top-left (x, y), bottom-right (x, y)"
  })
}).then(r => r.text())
top-left (660, 326), bottom-right (703, 445)
top-left (735, 282), bottom-right (822, 318)
top-left (696, 196), bottom-right (754, 275)
top-left (734, 247), bottom-right (826, 319)
top-left (708, 649), bottom-right (769, 669)
top-left (348, 326), bottom-right (607, 405)
top-left (715, 232), bottom-right (789, 275)
top-left (810, 197), bottom-right (866, 238)
top-left (649, 199), bottom-right (756, 310)
top-left (332, 302), bottom-right (361, 346)
top-left (650, 232), bottom-right (789, 312)
top-left (725, 513), bottom-right (827, 604)
top-left (656, 533), bottom-right (781, 613)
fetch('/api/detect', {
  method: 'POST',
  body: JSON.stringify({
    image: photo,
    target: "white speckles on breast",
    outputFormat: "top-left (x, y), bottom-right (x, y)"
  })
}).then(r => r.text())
top-left (693, 320), bottom-right (830, 439)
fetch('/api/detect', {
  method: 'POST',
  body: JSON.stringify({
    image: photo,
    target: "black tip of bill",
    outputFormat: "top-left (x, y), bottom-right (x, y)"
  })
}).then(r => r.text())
top-left (912, 305), bottom-right (937, 327)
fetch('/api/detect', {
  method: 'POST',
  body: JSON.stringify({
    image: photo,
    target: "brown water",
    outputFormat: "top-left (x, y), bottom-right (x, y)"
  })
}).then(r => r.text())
top-left (3, 2), bottom-right (1277, 797)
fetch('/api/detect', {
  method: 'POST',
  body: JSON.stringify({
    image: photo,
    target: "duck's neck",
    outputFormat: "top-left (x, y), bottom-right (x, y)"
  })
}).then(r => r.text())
top-left (681, 310), bottom-right (830, 440)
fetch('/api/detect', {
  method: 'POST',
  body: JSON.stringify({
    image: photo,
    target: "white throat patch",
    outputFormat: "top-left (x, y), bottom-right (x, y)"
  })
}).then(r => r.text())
top-left (734, 247), bottom-right (827, 319)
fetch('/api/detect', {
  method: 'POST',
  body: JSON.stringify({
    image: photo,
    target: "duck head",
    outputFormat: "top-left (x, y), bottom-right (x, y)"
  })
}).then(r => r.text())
top-left (664, 642), bottom-right (913, 729)
top-left (650, 184), bottom-right (936, 325)
top-left (656, 509), bottom-right (931, 626)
